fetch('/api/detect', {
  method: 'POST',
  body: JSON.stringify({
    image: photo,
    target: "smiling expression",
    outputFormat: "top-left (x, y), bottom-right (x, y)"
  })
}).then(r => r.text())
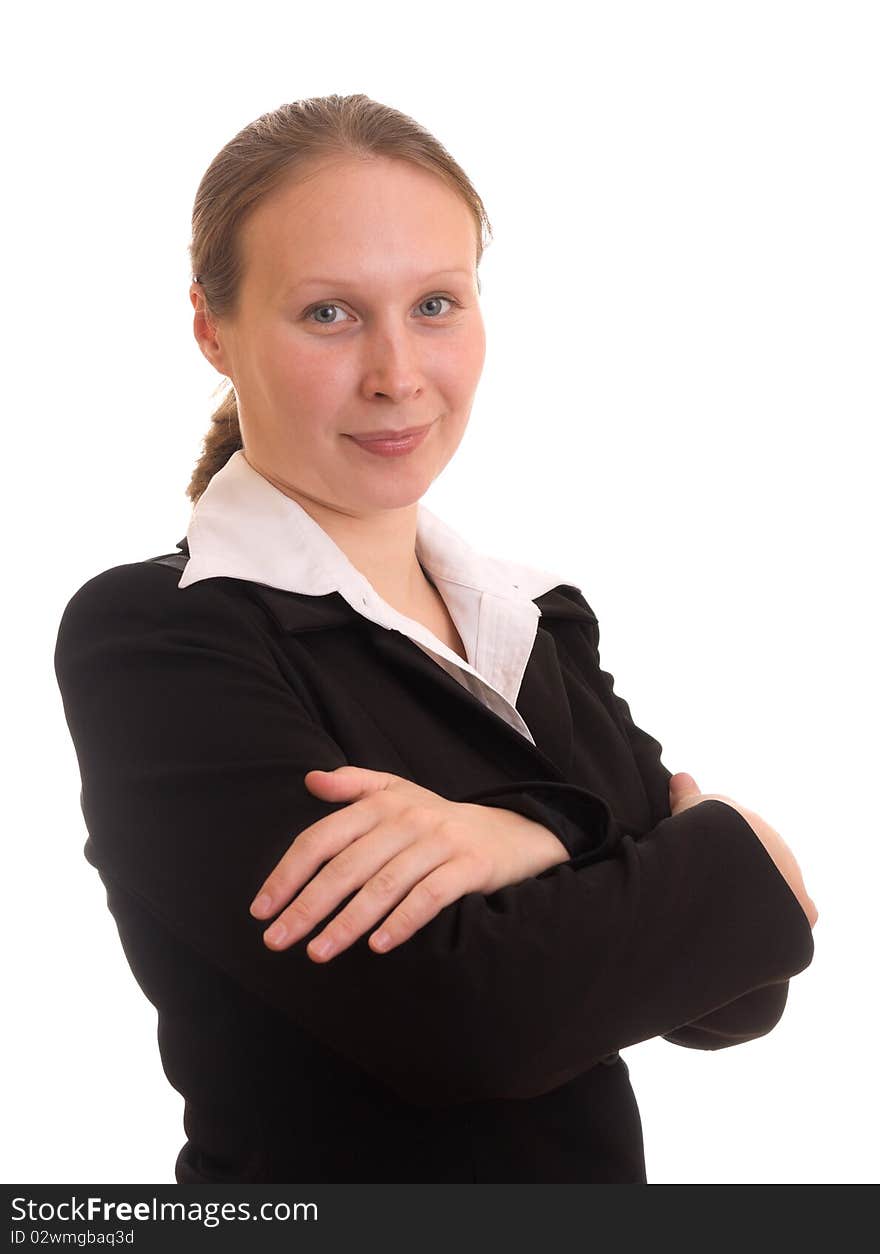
top-left (192, 154), bottom-right (487, 517)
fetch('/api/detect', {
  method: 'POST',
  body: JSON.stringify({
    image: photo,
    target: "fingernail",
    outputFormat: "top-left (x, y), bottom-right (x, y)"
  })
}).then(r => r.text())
top-left (309, 936), bottom-right (333, 959)
top-left (264, 921), bottom-right (287, 946)
top-left (251, 893), bottom-right (273, 917)
top-left (371, 930), bottom-right (391, 951)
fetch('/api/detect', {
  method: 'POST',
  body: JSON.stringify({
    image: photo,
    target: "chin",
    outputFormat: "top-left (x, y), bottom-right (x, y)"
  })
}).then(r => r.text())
top-left (350, 466), bottom-right (438, 511)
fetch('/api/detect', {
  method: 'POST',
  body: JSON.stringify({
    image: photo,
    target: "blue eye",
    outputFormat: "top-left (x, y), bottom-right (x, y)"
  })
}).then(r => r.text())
top-left (417, 295), bottom-right (456, 318)
top-left (306, 303), bottom-right (350, 325)
top-left (304, 294), bottom-right (459, 325)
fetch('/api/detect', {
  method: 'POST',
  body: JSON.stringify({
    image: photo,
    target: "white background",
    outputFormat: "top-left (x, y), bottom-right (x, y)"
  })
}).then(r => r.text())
top-left (3, 0), bottom-right (877, 1185)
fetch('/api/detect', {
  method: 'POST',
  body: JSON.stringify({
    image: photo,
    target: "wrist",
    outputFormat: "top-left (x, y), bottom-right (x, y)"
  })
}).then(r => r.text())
top-left (459, 802), bottom-right (571, 894)
top-left (488, 806), bottom-right (571, 868)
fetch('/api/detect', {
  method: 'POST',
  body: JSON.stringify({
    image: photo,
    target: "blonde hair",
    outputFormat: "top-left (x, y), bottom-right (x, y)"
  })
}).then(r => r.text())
top-left (186, 92), bottom-right (493, 504)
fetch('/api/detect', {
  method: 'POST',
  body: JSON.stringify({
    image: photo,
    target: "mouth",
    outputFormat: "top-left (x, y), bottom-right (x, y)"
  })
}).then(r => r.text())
top-left (346, 421), bottom-right (435, 441)
top-left (344, 420), bottom-right (436, 458)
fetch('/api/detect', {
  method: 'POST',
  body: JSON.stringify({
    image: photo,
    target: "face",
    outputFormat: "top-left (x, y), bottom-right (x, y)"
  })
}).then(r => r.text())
top-left (191, 156), bottom-right (487, 517)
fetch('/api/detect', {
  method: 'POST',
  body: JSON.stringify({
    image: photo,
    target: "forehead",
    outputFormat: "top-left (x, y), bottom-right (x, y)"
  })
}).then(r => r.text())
top-left (239, 157), bottom-right (477, 290)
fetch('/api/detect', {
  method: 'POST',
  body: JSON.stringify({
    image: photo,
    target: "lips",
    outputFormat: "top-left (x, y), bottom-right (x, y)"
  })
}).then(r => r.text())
top-left (349, 422), bottom-right (433, 441)
top-left (346, 422), bottom-right (435, 458)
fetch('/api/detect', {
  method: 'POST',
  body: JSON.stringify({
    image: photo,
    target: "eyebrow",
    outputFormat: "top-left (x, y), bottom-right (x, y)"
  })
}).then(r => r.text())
top-left (282, 268), bottom-right (473, 295)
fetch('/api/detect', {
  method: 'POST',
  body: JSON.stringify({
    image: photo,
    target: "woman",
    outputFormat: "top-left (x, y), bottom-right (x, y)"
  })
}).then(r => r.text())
top-left (53, 93), bottom-right (817, 1184)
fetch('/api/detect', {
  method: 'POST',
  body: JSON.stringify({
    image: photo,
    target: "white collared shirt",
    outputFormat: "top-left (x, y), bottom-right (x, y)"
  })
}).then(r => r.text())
top-left (177, 450), bottom-right (575, 744)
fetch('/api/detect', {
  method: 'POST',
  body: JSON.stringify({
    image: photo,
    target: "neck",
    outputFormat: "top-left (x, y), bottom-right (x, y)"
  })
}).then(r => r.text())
top-left (244, 454), bottom-right (432, 609)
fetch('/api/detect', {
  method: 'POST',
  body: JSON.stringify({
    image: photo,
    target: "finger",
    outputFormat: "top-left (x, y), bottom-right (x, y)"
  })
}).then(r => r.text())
top-left (249, 792), bottom-right (391, 919)
top-left (251, 770), bottom-right (413, 916)
top-left (267, 828), bottom-right (454, 960)
top-left (367, 856), bottom-right (486, 956)
top-left (261, 817), bottom-right (410, 951)
top-left (315, 849), bottom-right (480, 962)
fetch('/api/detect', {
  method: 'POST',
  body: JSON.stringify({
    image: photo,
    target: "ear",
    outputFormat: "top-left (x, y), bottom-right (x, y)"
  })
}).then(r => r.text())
top-left (190, 282), bottom-right (233, 377)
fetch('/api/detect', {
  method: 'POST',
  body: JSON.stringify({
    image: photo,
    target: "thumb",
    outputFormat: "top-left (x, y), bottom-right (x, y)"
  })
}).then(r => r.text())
top-left (303, 765), bottom-right (396, 796)
top-left (669, 771), bottom-right (701, 801)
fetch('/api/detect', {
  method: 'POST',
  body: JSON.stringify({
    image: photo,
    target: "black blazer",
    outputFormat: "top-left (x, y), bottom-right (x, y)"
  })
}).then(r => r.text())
top-left (53, 538), bottom-right (814, 1183)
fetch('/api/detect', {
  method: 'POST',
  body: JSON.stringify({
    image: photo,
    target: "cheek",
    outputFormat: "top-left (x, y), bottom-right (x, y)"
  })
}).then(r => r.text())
top-left (260, 335), bottom-right (350, 398)
top-left (455, 315), bottom-right (486, 368)
top-left (444, 329), bottom-right (486, 396)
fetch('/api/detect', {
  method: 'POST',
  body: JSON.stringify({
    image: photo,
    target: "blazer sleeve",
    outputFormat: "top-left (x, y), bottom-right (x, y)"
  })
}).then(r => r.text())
top-left (53, 564), bottom-right (815, 1110)
top-left (492, 586), bottom-right (803, 1051)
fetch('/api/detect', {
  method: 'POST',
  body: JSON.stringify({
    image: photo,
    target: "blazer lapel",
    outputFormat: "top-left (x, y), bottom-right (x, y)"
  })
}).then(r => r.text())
top-left (516, 586), bottom-right (599, 779)
top-left (365, 626), bottom-right (573, 782)
top-left (515, 621), bottom-right (576, 776)
top-left (234, 563), bottom-right (597, 787)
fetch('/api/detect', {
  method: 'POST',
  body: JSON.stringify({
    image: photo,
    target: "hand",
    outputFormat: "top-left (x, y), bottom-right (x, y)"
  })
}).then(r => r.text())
top-left (668, 772), bottom-right (819, 929)
top-left (249, 766), bottom-right (570, 962)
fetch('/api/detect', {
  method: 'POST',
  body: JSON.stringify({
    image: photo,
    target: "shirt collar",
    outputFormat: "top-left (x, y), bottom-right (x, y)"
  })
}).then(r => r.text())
top-left (176, 449), bottom-right (577, 620)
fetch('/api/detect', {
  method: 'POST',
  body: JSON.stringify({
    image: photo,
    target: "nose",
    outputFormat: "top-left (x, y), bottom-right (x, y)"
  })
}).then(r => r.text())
top-left (360, 322), bottom-right (426, 402)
